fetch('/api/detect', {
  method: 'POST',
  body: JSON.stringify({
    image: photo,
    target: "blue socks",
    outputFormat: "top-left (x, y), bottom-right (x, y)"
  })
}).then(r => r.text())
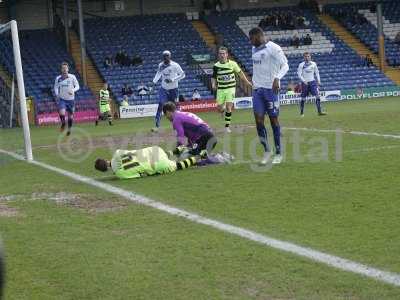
top-left (271, 124), bottom-right (281, 155)
top-left (300, 99), bottom-right (305, 115)
top-left (256, 123), bottom-right (270, 152)
top-left (316, 98), bottom-right (322, 113)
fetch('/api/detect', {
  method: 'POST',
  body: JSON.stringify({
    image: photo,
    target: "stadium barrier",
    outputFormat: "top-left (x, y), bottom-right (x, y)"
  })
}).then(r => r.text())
top-left (233, 90), bottom-right (342, 109)
top-left (340, 86), bottom-right (400, 100)
top-left (119, 104), bottom-right (158, 119)
top-left (36, 110), bottom-right (98, 125)
top-left (178, 99), bottom-right (218, 113)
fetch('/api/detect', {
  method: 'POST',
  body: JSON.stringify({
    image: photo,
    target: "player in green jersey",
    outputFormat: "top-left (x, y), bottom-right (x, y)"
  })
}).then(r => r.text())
top-left (94, 146), bottom-right (197, 179)
top-left (95, 83), bottom-right (113, 126)
top-left (211, 47), bottom-right (252, 133)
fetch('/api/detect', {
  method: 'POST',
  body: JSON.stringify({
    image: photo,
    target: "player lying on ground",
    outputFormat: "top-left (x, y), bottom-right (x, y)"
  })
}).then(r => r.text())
top-left (162, 102), bottom-right (217, 158)
top-left (94, 146), bottom-right (233, 179)
top-left (95, 83), bottom-right (113, 126)
top-left (95, 146), bottom-right (197, 179)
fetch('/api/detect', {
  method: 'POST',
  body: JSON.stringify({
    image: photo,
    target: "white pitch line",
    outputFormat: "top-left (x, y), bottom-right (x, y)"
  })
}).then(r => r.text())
top-left (283, 127), bottom-right (400, 139)
top-left (2, 148), bottom-right (400, 287)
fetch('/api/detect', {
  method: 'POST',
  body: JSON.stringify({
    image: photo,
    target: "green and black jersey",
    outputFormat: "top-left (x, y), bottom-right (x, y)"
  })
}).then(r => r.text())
top-left (212, 60), bottom-right (242, 90)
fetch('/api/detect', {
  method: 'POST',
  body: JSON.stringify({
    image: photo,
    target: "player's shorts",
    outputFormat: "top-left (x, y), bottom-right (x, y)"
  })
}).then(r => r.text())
top-left (159, 88), bottom-right (178, 103)
top-left (190, 132), bottom-right (217, 156)
top-left (58, 99), bottom-right (75, 114)
top-left (99, 104), bottom-right (111, 114)
top-left (216, 88), bottom-right (236, 106)
top-left (152, 147), bottom-right (177, 174)
top-left (301, 81), bottom-right (319, 98)
top-left (252, 88), bottom-right (280, 117)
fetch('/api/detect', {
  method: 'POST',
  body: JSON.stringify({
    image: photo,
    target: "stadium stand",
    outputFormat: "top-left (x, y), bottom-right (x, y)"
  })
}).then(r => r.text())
top-left (0, 29), bottom-right (96, 116)
top-left (325, 1), bottom-right (400, 66)
top-left (205, 7), bottom-right (396, 91)
top-left (83, 14), bottom-right (215, 104)
top-left (0, 76), bottom-right (14, 128)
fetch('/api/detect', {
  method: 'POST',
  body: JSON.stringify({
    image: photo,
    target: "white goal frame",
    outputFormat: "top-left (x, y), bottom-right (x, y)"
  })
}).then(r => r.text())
top-left (0, 20), bottom-right (33, 161)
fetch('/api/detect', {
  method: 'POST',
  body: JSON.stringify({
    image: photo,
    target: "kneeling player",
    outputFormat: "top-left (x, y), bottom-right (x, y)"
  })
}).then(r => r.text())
top-left (163, 102), bottom-right (217, 158)
top-left (95, 83), bottom-right (113, 126)
top-left (95, 146), bottom-right (197, 179)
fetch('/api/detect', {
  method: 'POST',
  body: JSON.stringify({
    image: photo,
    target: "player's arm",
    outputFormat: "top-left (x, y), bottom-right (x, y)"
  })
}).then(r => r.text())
top-left (54, 77), bottom-right (60, 99)
top-left (172, 64), bottom-right (185, 82)
top-left (314, 63), bottom-right (321, 86)
top-left (153, 66), bottom-right (162, 84)
top-left (272, 45), bottom-right (289, 93)
top-left (72, 75), bottom-right (80, 93)
top-left (297, 63), bottom-right (306, 84)
top-left (173, 119), bottom-right (186, 146)
top-left (234, 61), bottom-right (252, 88)
top-left (211, 65), bottom-right (218, 91)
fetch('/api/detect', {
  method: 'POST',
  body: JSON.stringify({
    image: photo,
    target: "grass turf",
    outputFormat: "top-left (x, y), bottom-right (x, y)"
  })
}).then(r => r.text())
top-left (1, 98), bottom-right (400, 299)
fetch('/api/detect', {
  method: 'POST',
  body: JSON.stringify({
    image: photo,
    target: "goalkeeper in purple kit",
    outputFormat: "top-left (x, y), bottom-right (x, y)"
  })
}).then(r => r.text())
top-left (162, 102), bottom-right (217, 158)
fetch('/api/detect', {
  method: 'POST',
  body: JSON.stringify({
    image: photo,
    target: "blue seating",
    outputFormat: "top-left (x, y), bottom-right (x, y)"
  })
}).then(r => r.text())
top-left (205, 7), bottom-right (395, 91)
top-left (83, 14), bottom-right (214, 103)
top-left (0, 29), bottom-right (96, 114)
top-left (325, 1), bottom-right (400, 67)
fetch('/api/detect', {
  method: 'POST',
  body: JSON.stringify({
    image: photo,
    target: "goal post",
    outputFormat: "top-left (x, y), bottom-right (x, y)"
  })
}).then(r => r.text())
top-left (0, 20), bottom-right (33, 161)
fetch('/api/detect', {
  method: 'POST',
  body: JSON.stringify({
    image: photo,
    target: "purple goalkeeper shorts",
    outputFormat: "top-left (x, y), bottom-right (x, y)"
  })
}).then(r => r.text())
top-left (301, 81), bottom-right (319, 98)
top-left (252, 88), bottom-right (280, 117)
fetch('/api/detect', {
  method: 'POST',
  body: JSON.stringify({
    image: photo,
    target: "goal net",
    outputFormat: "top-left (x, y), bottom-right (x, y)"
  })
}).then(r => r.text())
top-left (0, 20), bottom-right (32, 161)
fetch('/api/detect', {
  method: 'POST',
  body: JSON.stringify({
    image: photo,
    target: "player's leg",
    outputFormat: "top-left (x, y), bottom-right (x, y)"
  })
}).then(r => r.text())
top-left (265, 89), bottom-right (282, 164)
top-left (107, 110), bottom-right (113, 125)
top-left (176, 156), bottom-right (198, 170)
top-left (253, 89), bottom-right (271, 164)
top-left (216, 89), bottom-right (226, 121)
top-left (224, 89), bottom-right (235, 133)
top-left (66, 101), bottom-right (75, 136)
top-left (189, 132), bottom-right (217, 158)
top-left (58, 100), bottom-right (66, 131)
top-left (153, 88), bottom-right (167, 131)
top-left (311, 81), bottom-right (326, 115)
top-left (300, 82), bottom-right (308, 117)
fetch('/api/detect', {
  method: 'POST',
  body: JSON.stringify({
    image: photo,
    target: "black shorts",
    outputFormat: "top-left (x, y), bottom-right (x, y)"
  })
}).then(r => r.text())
top-left (189, 132), bottom-right (217, 155)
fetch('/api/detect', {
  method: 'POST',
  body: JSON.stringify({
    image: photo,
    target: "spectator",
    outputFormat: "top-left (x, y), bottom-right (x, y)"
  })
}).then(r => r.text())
top-left (203, 0), bottom-right (212, 15)
top-left (178, 94), bottom-right (186, 102)
top-left (131, 55), bottom-right (143, 66)
top-left (258, 17), bottom-right (267, 29)
top-left (192, 89), bottom-right (201, 101)
top-left (214, 0), bottom-right (222, 13)
top-left (287, 81), bottom-right (295, 92)
top-left (121, 95), bottom-right (129, 106)
top-left (304, 34), bottom-right (312, 46)
top-left (115, 50), bottom-right (123, 65)
top-left (104, 56), bottom-right (112, 68)
top-left (137, 81), bottom-right (150, 99)
top-left (395, 32), bottom-right (400, 45)
top-left (364, 54), bottom-right (373, 67)
top-left (122, 83), bottom-right (133, 98)
top-left (294, 82), bottom-right (302, 93)
top-left (291, 34), bottom-right (300, 48)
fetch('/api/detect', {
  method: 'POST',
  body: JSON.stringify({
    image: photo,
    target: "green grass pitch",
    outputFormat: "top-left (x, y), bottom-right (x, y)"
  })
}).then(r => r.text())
top-left (0, 97), bottom-right (400, 299)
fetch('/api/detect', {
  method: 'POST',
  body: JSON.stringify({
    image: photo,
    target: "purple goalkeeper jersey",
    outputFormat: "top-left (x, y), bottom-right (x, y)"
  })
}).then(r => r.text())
top-left (172, 111), bottom-right (212, 146)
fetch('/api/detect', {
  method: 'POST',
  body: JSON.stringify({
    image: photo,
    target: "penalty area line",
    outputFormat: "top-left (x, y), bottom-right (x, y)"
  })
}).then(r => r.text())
top-left (1, 148), bottom-right (400, 287)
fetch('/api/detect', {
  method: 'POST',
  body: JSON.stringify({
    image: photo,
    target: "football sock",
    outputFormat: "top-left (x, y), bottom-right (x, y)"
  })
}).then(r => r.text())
top-left (177, 157), bottom-right (197, 170)
top-left (256, 123), bottom-right (270, 152)
top-left (271, 124), bottom-right (281, 155)
top-left (300, 99), bottom-right (305, 114)
top-left (316, 98), bottom-right (322, 113)
top-left (225, 111), bottom-right (232, 127)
